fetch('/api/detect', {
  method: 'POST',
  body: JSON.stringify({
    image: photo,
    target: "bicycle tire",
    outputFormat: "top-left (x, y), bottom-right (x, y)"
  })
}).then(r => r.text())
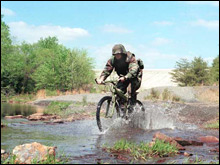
top-left (136, 100), bottom-right (145, 112)
top-left (96, 96), bottom-right (119, 132)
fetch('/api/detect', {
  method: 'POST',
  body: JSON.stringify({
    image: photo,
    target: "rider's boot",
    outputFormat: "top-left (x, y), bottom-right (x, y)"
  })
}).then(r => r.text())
top-left (128, 94), bottom-right (137, 114)
top-left (120, 104), bottom-right (126, 118)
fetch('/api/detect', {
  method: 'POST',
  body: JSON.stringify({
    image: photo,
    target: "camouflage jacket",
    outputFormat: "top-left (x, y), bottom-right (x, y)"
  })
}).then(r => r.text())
top-left (100, 51), bottom-right (140, 80)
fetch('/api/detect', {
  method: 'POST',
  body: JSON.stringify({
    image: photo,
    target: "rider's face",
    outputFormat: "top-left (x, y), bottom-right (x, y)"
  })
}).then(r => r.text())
top-left (115, 53), bottom-right (122, 60)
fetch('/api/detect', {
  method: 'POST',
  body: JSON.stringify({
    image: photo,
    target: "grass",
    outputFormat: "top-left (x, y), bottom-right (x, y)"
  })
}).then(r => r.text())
top-left (1, 93), bottom-right (36, 104)
top-left (145, 88), bottom-right (181, 102)
top-left (195, 87), bottom-right (219, 104)
top-left (43, 101), bottom-right (72, 117)
top-left (103, 139), bottom-right (178, 161)
top-left (145, 88), bottom-right (160, 100)
top-left (1, 153), bottom-right (68, 164)
top-left (204, 118), bottom-right (219, 129)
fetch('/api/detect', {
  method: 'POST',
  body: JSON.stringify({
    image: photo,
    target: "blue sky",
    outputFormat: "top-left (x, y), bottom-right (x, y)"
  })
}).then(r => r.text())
top-left (1, 1), bottom-right (219, 69)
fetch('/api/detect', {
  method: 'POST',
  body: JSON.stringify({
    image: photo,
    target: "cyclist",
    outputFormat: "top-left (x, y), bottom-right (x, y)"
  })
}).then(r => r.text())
top-left (96, 44), bottom-right (143, 111)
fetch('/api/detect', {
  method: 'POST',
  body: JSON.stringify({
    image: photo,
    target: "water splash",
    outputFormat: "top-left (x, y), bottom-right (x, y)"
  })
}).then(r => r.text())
top-left (102, 102), bottom-right (199, 132)
top-left (129, 107), bottom-right (176, 130)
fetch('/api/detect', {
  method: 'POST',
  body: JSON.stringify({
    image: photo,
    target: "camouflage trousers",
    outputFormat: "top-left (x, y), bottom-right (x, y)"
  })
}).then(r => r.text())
top-left (117, 75), bottom-right (142, 106)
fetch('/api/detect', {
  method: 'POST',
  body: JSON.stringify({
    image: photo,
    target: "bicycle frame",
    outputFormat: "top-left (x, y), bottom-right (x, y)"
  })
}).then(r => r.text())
top-left (102, 80), bottom-right (129, 118)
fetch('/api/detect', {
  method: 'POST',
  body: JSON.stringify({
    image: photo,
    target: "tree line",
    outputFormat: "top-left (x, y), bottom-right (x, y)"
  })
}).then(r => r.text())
top-left (1, 16), bottom-right (95, 96)
top-left (170, 56), bottom-right (219, 86)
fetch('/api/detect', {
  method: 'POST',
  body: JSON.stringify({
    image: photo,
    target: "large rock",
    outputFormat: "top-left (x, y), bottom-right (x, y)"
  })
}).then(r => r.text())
top-left (153, 132), bottom-right (185, 150)
top-left (27, 113), bottom-right (60, 121)
top-left (12, 142), bottom-right (56, 164)
top-left (5, 115), bottom-right (24, 119)
top-left (198, 136), bottom-right (219, 143)
top-left (153, 132), bottom-right (205, 150)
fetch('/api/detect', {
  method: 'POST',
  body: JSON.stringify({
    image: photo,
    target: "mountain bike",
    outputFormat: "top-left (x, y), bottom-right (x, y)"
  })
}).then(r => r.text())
top-left (95, 79), bottom-right (145, 132)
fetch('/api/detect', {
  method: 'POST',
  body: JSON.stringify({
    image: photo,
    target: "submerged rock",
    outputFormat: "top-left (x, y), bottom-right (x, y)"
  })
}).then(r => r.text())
top-left (198, 136), bottom-right (219, 143)
top-left (12, 142), bottom-right (56, 164)
top-left (27, 113), bottom-right (60, 121)
top-left (5, 115), bottom-right (24, 119)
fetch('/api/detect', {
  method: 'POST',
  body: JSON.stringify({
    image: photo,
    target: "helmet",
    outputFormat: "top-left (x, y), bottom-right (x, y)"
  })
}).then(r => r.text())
top-left (112, 44), bottom-right (127, 55)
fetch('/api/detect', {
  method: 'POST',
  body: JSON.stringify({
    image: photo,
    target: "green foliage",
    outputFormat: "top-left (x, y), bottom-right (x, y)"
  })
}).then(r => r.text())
top-left (1, 155), bottom-right (17, 164)
top-left (44, 101), bottom-right (72, 117)
top-left (45, 89), bottom-right (58, 96)
top-left (170, 57), bottom-right (210, 86)
top-left (210, 55), bottom-right (219, 84)
top-left (1, 18), bottom-right (95, 96)
top-left (204, 119), bottom-right (219, 129)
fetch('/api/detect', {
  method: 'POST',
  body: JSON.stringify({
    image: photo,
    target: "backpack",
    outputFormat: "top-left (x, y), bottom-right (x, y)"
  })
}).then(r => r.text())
top-left (137, 58), bottom-right (144, 70)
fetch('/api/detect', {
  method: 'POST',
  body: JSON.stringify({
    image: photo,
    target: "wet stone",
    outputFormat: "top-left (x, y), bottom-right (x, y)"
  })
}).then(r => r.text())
top-left (12, 142), bottom-right (56, 164)
top-left (5, 115), bottom-right (24, 119)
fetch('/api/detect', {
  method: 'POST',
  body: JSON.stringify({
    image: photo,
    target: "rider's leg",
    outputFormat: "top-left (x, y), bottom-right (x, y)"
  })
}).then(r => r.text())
top-left (117, 80), bottom-right (129, 111)
top-left (130, 77), bottom-right (141, 105)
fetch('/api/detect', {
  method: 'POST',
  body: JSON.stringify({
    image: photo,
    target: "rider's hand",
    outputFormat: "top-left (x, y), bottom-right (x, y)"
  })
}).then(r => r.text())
top-left (96, 77), bottom-right (104, 84)
top-left (119, 76), bottom-right (126, 82)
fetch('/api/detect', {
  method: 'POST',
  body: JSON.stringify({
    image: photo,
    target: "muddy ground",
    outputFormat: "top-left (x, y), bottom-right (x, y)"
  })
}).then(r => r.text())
top-left (31, 86), bottom-right (219, 128)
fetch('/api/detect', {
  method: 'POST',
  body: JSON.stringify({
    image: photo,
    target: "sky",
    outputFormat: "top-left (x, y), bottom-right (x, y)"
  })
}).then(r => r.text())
top-left (1, 1), bottom-right (219, 69)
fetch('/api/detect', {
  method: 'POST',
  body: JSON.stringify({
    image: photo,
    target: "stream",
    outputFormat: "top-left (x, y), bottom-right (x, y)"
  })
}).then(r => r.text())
top-left (1, 102), bottom-right (219, 164)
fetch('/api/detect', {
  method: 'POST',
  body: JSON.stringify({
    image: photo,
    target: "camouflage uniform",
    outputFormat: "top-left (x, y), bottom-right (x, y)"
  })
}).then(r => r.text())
top-left (100, 44), bottom-right (143, 104)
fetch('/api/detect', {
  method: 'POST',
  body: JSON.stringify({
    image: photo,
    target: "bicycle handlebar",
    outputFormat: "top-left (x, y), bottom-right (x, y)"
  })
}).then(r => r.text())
top-left (95, 78), bottom-right (118, 85)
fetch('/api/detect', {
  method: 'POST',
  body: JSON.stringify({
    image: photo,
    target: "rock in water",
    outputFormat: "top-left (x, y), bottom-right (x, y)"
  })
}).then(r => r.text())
top-left (1, 149), bottom-right (6, 155)
top-left (198, 136), bottom-right (219, 143)
top-left (12, 142), bottom-right (56, 164)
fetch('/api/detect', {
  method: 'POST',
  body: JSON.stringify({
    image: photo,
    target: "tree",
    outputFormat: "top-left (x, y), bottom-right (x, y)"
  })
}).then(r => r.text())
top-left (210, 55), bottom-right (219, 84)
top-left (1, 15), bottom-right (14, 94)
top-left (190, 57), bottom-right (209, 85)
top-left (170, 57), bottom-right (209, 86)
top-left (170, 58), bottom-right (194, 86)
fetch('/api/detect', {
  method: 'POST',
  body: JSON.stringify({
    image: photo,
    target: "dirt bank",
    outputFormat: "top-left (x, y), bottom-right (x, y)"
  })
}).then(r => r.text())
top-left (30, 86), bottom-right (219, 127)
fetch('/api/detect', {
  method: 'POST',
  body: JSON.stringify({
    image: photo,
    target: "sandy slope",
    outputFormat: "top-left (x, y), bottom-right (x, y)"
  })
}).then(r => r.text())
top-left (94, 69), bottom-right (178, 90)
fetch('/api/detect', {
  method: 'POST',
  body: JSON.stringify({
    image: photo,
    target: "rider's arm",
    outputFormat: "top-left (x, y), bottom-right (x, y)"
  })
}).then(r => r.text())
top-left (100, 56), bottom-right (114, 81)
top-left (124, 54), bottom-right (139, 80)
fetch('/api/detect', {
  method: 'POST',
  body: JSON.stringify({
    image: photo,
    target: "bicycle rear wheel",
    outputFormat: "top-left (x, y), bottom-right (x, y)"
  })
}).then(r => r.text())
top-left (128, 99), bottom-right (145, 114)
top-left (96, 96), bottom-right (119, 132)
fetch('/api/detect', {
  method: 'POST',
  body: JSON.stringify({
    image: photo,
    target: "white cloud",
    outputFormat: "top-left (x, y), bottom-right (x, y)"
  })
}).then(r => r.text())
top-left (102, 24), bottom-right (133, 34)
top-left (153, 21), bottom-right (173, 26)
top-left (183, 1), bottom-right (219, 7)
top-left (8, 21), bottom-right (90, 43)
top-left (152, 38), bottom-right (171, 46)
top-left (191, 19), bottom-right (219, 30)
top-left (1, 7), bottom-right (16, 16)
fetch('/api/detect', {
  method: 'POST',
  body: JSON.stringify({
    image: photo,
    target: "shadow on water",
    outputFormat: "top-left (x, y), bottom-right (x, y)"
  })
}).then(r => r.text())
top-left (1, 102), bottom-right (219, 164)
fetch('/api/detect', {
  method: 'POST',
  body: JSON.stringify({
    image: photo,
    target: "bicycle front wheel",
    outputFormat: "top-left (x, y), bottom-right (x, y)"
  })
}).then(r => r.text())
top-left (96, 96), bottom-right (119, 132)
